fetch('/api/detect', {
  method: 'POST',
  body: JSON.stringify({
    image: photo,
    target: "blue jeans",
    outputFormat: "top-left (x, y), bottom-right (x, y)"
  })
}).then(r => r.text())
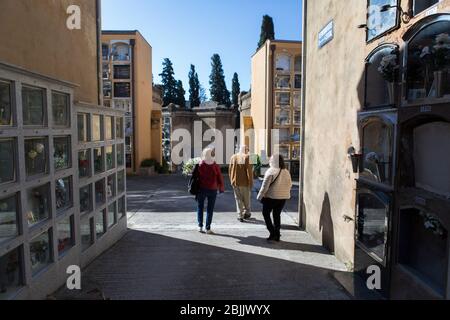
top-left (197, 188), bottom-right (217, 230)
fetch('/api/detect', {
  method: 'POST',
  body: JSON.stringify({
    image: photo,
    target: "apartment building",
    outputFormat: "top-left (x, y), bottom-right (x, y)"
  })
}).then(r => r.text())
top-left (244, 40), bottom-right (302, 177)
top-left (0, 0), bottom-right (127, 300)
top-left (102, 30), bottom-right (160, 174)
top-left (302, 0), bottom-right (450, 299)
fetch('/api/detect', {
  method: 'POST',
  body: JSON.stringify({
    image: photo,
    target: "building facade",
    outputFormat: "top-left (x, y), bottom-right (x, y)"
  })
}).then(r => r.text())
top-left (246, 40), bottom-right (302, 177)
top-left (302, 0), bottom-right (450, 299)
top-left (102, 31), bottom-right (160, 174)
top-left (0, 0), bottom-right (127, 300)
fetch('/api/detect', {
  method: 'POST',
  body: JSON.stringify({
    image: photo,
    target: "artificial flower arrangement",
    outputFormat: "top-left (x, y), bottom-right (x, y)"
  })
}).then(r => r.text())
top-left (420, 33), bottom-right (450, 70)
top-left (420, 211), bottom-right (446, 238)
top-left (378, 50), bottom-right (400, 83)
top-left (182, 157), bottom-right (201, 176)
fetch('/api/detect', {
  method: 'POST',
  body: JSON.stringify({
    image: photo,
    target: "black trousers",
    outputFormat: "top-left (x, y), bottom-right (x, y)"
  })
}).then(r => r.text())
top-left (262, 198), bottom-right (286, 238)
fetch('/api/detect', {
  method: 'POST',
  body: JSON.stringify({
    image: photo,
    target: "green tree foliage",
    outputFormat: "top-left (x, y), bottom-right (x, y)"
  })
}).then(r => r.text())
top-left (188, 64), bottom-right (201, 108)
top-left (175, 80), bottom-right (186, 108)
top-left (258, 15), bottom-right (275, 49)
top-left (159, 58), bottom-right (178, 107)
top-left (209, 54), bottom-right (231, 107)
top-left (231, 73), bottom-right (241, 107)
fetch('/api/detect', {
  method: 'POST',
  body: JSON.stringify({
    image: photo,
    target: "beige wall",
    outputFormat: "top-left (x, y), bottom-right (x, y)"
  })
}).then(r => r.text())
top-left (102, 31), bottom-right (154, 170)
top-left (0, 0), bottom-right (100, 105)
top-left (303, 0), bottom-right (366, 266)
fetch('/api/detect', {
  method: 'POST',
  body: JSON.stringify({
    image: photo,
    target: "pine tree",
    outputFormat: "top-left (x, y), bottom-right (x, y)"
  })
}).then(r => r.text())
top-left (175, 80), bottom-right (186, 108)
top-left (209, 54), bottom-right (230, 107)
top-left (159, 58), bottom-right (178, 107)
top-left (231, 73), bottom-right (240, 107)
top-left (258, 15), bottom-right (275, 49)
top-left (188, 64), bottom-right (201, 108)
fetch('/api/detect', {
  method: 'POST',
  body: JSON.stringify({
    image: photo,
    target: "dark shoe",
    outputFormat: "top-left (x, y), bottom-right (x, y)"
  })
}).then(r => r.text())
top-left (267, 235), bottom-right (276, 242)
top-left (244, 214), bottom-right (251, 220)
top-left (237, 218), bottom-right (245, 223)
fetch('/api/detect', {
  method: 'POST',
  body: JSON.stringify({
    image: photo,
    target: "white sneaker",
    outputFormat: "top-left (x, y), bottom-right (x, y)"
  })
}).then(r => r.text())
top-left (199, 227), bottom-right (205, 233)
top-left (206, 230), bottom-right (215, 235)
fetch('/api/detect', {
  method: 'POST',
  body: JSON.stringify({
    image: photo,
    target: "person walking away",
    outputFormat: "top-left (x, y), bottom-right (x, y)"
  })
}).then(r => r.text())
top-left (229, 146), bottom-right (254, 222)
top-left (257, 155), bottom-right (292, 242)
top-left (197, 148), bottom-right (225, 234)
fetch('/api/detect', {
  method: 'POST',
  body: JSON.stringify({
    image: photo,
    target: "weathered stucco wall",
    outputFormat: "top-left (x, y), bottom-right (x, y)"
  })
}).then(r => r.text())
top-left (0, 0), bottom-right (100, 105)
top-left (303, 0), bottom-right (367, 266)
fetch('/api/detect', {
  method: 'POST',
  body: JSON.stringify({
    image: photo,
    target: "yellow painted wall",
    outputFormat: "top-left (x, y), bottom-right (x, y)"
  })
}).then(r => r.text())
top-left (0, 0), bottom-right (100, 105)
top-left (102, 31), bottom-right (153, 171)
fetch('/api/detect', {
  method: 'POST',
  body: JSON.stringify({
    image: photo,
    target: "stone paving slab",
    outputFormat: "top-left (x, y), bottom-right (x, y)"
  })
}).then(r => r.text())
top-left (55, 175), bottom-right (351, 300)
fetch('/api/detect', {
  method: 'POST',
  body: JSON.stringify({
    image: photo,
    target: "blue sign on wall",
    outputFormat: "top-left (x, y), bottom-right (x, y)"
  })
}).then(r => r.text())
top-left (318, 20), bottom-right (334, 48)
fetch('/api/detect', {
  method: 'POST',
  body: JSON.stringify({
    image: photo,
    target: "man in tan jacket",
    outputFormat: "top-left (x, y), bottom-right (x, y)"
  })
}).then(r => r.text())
top-left (229, 146), bottom-right (254, 222)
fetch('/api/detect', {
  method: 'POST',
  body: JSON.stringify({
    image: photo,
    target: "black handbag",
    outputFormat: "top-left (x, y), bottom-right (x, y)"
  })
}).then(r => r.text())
top-left (188, 164), bottom-right (200, 196)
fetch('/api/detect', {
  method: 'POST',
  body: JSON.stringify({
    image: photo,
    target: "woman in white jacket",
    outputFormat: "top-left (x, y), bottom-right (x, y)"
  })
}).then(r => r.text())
top-left (257, 154), bottom-right (293, 242)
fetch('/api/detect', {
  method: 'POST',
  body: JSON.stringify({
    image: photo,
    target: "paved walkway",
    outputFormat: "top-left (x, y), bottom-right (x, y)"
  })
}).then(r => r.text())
top-left (57, 175), bottom-right (351, 300)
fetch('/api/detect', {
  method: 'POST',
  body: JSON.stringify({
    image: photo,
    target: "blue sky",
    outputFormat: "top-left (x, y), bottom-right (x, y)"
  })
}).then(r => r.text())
top-left (102, 0), bottom-right (302, 98)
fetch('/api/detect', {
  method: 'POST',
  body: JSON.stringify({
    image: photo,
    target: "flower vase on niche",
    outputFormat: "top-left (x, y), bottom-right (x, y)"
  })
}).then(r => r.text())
top-left (387, 82), bottom-right (395, 105)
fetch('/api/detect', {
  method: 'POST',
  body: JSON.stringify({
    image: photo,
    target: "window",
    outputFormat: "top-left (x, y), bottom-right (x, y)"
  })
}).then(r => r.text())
top-left (92, 114), bottom-right (103, 141)
top-left (117, 144), bottom-right (125, 167)
top-left (361, 118), bottom-right (393, 184)
top-left (0, 81), bottom-right (12, 126)
top-left (55, 177), bottom-right (72, 213)
top-left (111, 43), bottom-right (130, 61)
top-left (367, 0), bottom-right (398, 42)
top-left (275, 145), bottom-right (290, 160)
top-left (118, 196), bottom-right (126, 219)
top-left (107, 174), bottom-right (116, 198)
top-left (114, 99), bottom-right (132, 112)
top-left (357, 191), bottom-right (389, 262)
top-left (94, 147), bottom-right (104, 174)
top-left (79, 185), bottom-right (92, 214)
top-left (105, 116), bottom-right (114, 140)
top-left (365, 46), bottom-right (399, 108)
top-left (114, 83), bottom-right (131, 98)
top-left (0, 139), bottom-right (15, 184)
top-left (292, 128), bottom-right (300, 142)
top-left (103, 81), bottom-right (112, 98)
top-left (275, 75), bottom-right (291, 89)
top-left (294, 55), bottom-right (302, 73)
top-left (399, 208), bottom-right (448, 295)
top-left (107, 202), bottom-right (117, 228)
top-left (294, 74), bottom-right (302, 89)
top-left (102, 63), bottom-right (110, 80)
top-left (27, 184), bottom-right (50, 226)
top-left (292, 145), bottom-right (300, 160)
top-left (54, 136), bottom-right (71, 171)
top-left (95, 179), bottom-right (105, 207)
top-left (52, 92), bottom-right (70, 127)
top-left (414, 0), bottom-right (439, 15)
top-left (78, 149), bottom-right (91, 178)
top-left (0, 247), bottom-right (22, 299)
top-left (116, 117), bottom-right (124, 139)
top-left (275, 92), bottom-right (290, 106)
top-left (102, 43), bottom-right (109, 61)
top-left (106, 146), bottom-right (115, 171)
top-left (276, 128), bottom-right (291, 144)
top-left (114, 65), bottom-right (131, 79)
top-left (81, 218), bottom-right (94, 252)
top-left (57, 216), bottom-right (74, 256)
top-left (117, 170), bottom-right (125, 194)
top-left (0, 194), bottom-right (18, 243)
top-left (274, 109), bottom-right (291, 126)
top-left (293, 110), bottom-right (301, 125)
top-left (96, 210), bottom-right (107, 239)
top-left (29, 231), bottom-right (52, 276)
top-left (407, 20), bottom-right (450, 100)
top-left (77, 113), bottom-right (90, 143)
top-left (25, 138), bottom-right (48, 177)
top-left (22, 86), bottom-right (45, 126)
top-left (293, 92), bottom-right (301, 109)
top-left (275, 54), bottom-right (291, 72)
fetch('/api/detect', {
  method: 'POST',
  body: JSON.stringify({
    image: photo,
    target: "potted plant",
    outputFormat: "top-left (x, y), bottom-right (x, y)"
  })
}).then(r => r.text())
top-left (433, 33), bottom-right (450, 97)
top-left (378, 49), bottom-right (399, 104)
top-left (139, 159), bottom-right (158, 176)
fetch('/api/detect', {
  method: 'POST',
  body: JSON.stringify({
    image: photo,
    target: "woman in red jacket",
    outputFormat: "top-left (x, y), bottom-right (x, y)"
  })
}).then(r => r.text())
top-left (197, 148), bottom-right (225, 234)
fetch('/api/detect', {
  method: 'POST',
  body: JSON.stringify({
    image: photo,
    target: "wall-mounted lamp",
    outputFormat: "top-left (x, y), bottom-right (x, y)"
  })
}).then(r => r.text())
top-left (348, 147), bottom-right (362, 174)
top-left (357, 24), bottom-right (368, 30)
top-left (380, 4), bottom-right (412, 23)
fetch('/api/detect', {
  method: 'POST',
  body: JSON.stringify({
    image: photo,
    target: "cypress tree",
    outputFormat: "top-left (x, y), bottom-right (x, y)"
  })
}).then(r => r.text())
top-left (175, 80), bottom-right (186, 108)
top-left (258, 15), bottom-right (275, 49)
top-left (159, 58), bottom-right (178, 107)
top-left (188, 64), bottom-right (201, 108)
top-left (209, 54), bottom-right (230, 107)
top-left (231, 73), bottom-right (240, 107)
